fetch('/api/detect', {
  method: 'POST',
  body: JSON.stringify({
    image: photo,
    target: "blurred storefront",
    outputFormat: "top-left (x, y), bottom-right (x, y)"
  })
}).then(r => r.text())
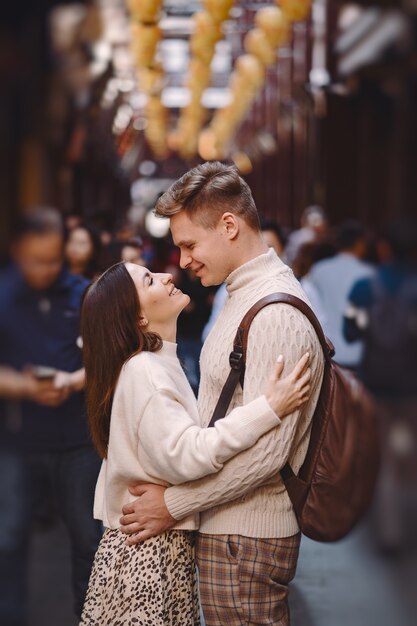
top-left (324, 1), bottom-right (417, 224)
top-left (1, 1), bottom-right (417, 263)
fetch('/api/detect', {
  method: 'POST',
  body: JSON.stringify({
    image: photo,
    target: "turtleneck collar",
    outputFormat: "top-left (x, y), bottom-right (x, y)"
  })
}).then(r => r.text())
top-left (226, 248), bottom-right (287, 295)
top-left (159, 340), bottom-right (178, 357)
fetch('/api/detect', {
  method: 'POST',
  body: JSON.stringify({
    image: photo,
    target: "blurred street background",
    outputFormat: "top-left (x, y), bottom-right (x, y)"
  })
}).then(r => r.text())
top-left (1, 1), bottom-right (417, 624)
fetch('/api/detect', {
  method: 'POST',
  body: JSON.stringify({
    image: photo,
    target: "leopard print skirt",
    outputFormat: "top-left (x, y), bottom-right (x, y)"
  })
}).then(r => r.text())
top-left (79, 528), bottom-right (201, 625)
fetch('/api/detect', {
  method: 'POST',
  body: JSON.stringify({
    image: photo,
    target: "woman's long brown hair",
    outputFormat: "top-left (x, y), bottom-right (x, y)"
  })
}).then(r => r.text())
top-left (81, 263), bottom-right (162, 458)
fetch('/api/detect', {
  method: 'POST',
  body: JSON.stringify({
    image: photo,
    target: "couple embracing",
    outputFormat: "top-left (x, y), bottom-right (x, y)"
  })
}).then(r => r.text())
top-left (79, 162), bottom-right (324, 626)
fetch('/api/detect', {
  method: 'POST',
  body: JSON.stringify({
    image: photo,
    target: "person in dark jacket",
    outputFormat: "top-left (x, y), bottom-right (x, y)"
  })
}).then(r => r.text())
top-left (0, 208), bottom-right (102, 625)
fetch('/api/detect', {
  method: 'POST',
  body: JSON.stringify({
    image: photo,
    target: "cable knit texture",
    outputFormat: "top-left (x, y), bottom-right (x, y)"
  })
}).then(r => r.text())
top-left (165, 249), bottom-right (324, 538)
top-left (93, 340), bottom-right (281, 530)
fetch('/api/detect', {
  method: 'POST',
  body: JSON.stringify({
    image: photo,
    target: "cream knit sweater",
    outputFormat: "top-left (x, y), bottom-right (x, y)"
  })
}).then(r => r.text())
top-left (93, 341), bottom-right (282, 529)
top-left (165, 249), bottom-right (324, 538)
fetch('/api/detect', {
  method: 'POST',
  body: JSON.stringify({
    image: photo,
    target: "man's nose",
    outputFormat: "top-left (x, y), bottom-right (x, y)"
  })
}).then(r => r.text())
top-left (179, 251), bottom-right (191, 269)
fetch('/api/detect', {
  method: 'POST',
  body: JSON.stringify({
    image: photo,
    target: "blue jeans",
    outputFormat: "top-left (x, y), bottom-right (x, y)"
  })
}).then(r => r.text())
top-left (0, 446), bottom-right (102, 625)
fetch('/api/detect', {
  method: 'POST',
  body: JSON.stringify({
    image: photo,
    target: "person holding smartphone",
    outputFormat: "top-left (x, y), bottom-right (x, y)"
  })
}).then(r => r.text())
top-left (0, 208), bottom-right (102, 626)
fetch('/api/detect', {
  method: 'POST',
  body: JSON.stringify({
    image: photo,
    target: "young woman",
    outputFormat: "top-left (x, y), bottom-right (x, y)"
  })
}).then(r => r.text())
top-left (79, 262), bottom-right (311, 626)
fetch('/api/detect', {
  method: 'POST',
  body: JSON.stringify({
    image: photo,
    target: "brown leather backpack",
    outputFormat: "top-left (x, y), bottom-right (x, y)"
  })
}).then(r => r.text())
top-left (209, 293), bottom-right (380, 542)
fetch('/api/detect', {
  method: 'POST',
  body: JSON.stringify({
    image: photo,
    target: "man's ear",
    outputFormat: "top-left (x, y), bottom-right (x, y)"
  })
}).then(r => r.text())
top-left (221, 212), bottom-right (239, 239)
top-left (138, 316), bottom-right (148, 327)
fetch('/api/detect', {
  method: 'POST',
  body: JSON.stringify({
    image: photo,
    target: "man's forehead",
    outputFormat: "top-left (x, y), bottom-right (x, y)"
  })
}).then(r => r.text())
top-left (172, 235), bottom-right (196, 247)
top-left (170, 214), bottom-right (201, 246)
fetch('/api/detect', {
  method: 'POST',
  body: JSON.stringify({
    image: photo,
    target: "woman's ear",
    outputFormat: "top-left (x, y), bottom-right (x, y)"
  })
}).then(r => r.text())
top-left (138, 316), bottom-right (148, 328)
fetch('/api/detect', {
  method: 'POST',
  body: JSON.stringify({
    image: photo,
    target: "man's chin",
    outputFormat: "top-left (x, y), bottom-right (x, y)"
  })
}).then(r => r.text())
top-left (195, 269), bottom-right (222, 287)
top-left (199, 275), bottom-right (213, 287)
top-left (201, 277), bottom-right (223, 287)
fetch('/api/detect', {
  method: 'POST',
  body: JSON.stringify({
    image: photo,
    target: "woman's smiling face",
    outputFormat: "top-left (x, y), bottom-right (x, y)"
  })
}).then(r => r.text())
top-left (125, 263), bottom-right (190, 329)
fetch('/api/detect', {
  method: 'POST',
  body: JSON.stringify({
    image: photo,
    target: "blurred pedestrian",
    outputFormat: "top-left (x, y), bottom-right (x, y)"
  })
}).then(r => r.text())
top-left (260, 220), bottom-right (287, 257)
top-left (176, 268), bottom-right (216, 394)
top-left (308, 221), bottom-right (374, 368)
top-left (291, 241), bottom-right (334, 329)
top-left (344, 216), bottom-right (417, 552)
top-left (120, 236), bottom-right (145, 266)
top-left (65, 222), bottom-right (102, 279)
top-left (0, 207), bottom-right (102, 625)
top-left (284, 205), bottom-right (328, 268)
top-left (98, 219), bottom-right (139, 270)
top-left (201, 282), bottom-right (228, 342)
top-left (64, 212), bottom-right (83, 232)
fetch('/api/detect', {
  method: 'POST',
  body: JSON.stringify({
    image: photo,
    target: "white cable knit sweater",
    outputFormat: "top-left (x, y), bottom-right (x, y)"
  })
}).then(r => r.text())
top-left (93, 341), bottom-right (281, 530)
top-left (165, 249), bottom-right (324, 538)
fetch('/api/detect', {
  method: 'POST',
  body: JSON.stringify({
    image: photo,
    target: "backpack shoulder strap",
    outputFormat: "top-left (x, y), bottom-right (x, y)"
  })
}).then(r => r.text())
top-left (208, 292), bottom-right (331, 428)
top-left (236, 293), bottom-right (334, 365)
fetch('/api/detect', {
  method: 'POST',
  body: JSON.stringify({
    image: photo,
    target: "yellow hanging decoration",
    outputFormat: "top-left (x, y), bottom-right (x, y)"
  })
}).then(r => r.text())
top-left (173, 3), bottom-right (233, 160)
top-left (276, 0), bottom-right (312, 24)
top-left (255, 6), bottom-right (291, 47)
top-left (202, 0), bottom-right (234, 24)
top-left (127, 0), bottom-right (169, 159)
top-left (130, 22), bottom-right (161, 67)
top-left (144, 95), bottom-right (169, 159)
top-left (244, 29), bottom-right (276, 67)
top-left (127, 0), bottom-right (162, 23)
top-left (200, 0), bottom-right (311, 161)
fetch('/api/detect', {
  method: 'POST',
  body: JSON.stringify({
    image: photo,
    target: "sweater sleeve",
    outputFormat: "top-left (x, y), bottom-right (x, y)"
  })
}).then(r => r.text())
top-left (137, 386), bottom-right (280, 486)
top-left (164, 304), bottom-right (324, 520)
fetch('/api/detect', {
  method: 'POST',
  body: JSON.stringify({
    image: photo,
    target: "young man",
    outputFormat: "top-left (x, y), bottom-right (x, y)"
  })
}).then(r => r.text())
top-left (120, 162), bottom-right (324, 625)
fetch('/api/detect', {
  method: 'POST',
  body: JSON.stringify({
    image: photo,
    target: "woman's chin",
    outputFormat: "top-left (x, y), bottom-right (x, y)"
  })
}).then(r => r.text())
top-left (178, 293), bottom-right (191, 311)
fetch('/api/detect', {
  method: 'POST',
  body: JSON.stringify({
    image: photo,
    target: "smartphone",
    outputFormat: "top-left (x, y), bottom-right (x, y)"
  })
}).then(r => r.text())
top-left (32, 366), bottom-right (57, 380)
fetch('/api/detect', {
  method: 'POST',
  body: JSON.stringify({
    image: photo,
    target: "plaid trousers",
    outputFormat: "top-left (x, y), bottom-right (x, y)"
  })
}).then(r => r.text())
top-left (196, 533), bottom-right (301, 626)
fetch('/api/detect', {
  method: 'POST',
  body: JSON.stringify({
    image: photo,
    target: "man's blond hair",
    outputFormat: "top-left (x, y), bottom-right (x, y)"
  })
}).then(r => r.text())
top-left (155, 162), bottom-right (261, 231)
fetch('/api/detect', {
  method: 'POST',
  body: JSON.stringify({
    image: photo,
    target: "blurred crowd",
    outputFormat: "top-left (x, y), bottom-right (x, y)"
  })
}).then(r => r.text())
top-left (1, 204), bottom-right (417, 625)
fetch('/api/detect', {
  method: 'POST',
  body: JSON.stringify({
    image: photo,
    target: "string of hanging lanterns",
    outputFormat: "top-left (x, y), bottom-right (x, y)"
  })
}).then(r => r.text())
top-left (169, 1), bottom-right (234, 160)
top-left (127, 0), bottom-right (169, 158)
top-left (199, 0), bottom-right (312, 162)
top-left (125, 0), bottom-right (312, 162)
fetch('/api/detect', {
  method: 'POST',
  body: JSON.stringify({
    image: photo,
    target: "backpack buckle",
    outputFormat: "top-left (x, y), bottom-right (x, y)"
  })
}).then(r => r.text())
top-left (229, 350), bottom-right (243, 370)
